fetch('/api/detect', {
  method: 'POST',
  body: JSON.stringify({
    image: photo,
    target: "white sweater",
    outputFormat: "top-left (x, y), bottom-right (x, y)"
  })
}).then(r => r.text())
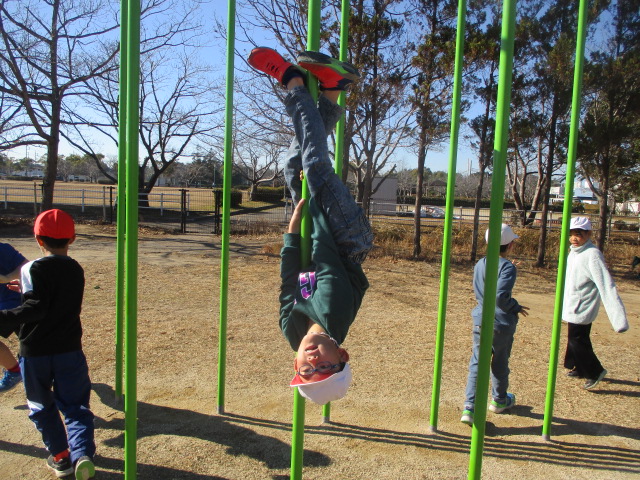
top-left (562, 240), bottom-right (628, 332)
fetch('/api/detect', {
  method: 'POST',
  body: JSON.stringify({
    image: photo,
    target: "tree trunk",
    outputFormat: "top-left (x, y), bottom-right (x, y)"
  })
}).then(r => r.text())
top-left (413, 130), bottom-right (428, 259)
top-left (535, 99), bottom-right (560, 267)
top-left (41, 102), bottom-right (61, 211)
top-left (470, 165), bottom-right (486, 262)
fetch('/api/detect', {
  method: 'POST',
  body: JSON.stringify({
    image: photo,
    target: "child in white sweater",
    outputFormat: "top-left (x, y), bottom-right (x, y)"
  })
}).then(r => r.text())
top-left (563, 217), bottom-right (628, 390)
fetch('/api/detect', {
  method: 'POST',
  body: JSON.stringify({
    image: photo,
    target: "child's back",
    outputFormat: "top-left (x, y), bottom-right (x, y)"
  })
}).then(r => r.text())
top-left (14, 255), bottom-right (85, 356)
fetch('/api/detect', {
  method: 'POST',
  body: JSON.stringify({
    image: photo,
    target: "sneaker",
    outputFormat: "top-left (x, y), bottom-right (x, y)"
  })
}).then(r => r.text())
top-left (489, 392), bottom-right (516, 413)
top-left (47, 455), bottom-right (73, 478)
top-left (566, 368), bottom-right (582, 378)
top-left (584, 369), bottom-right (607, 390)
top-left (460, 409), bottom-right (474, 425)
top-left (75, 456), bottom-right (95, 480)
top-left (0, 369), bottom-right (22, 392)
top-left (248, 47), bottom-right (302, 85)
top-left (296, 51), bottom-right (360, 90)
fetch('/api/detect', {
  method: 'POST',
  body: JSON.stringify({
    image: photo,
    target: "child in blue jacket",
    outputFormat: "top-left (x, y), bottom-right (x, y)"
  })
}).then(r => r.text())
top-left (461, 224), bottom-right (529, 425)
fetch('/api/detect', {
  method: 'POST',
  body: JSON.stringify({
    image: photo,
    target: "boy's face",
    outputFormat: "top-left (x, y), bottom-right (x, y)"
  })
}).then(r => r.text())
top-left (294, 332), bottom-right (348, 384)
top-left (569, 229), bottom-right (591, 247)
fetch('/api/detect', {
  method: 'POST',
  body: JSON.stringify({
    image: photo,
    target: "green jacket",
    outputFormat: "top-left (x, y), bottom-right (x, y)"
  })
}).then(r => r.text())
top-left (279, 199), bottom-right (369, 350)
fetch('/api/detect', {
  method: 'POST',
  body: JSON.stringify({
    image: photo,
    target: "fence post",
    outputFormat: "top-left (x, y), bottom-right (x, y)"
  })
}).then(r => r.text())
top-left (33, 182), bottom-right (38, 216)
top-left (3, 186), bottom-right (7, 209)
top-left (160, 193), bottom-right (164, 216)
top-left (102, 186), bottom-right (107, 221)
top-left (110, 186), bottom-right (114, 224)
top-left (180, 189), bottom-right (187, 233)
top-left (82, 189), bottom-right (86, 213)
top-left (214, 189), bottom-right (222, 235)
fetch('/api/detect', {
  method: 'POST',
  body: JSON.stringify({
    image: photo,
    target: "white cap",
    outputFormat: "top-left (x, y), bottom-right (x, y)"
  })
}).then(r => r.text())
top-left (485, 224), bottom-right (519, 246)
top-left (570, 216), bottom-right (592, 231)
top-left (291, 363), bottom-right (352, 405)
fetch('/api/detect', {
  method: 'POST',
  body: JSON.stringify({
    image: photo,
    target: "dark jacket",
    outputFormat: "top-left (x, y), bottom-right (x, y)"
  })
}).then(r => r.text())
top-left (0, 255), bottom-right (85, 357)
top-left (279, 199), bottom-right (369, 350)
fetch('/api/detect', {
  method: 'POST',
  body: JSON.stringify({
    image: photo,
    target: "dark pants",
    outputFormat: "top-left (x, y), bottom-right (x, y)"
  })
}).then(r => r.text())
top-left (20, 351), bottom-right (96, 463)
top-left (564, 322), bottom-right (604, 380)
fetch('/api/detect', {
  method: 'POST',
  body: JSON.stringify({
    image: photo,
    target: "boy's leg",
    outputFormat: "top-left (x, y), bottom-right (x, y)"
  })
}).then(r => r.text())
top-left (285, 86), bottom-right (373, 263)
top-left (19, 356), bottom-right (70, 457)
top-left (490, 327), bottom-right (516, 403)
top-left (284, 94), bottom-right (345, 206)
top-left (463, 325), bottom-right (482, 411)
top-left (52, 351), bottom-right (96, 464)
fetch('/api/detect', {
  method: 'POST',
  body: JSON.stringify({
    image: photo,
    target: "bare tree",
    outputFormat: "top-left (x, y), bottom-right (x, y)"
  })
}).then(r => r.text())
top-left (226, 0), bottom-right (414, 215)
top-left (63, 50), bottom-right (223, 205)
top-left (0, 0), bottom-right (121, 209)
top-left (232, 130), bottom-right (286, 200)
top-left (0, 0), bottom-right (207, 210)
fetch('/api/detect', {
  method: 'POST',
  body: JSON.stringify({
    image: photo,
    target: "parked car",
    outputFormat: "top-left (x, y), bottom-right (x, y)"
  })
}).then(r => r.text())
top-left (396, 205), bottom-right (458, 219)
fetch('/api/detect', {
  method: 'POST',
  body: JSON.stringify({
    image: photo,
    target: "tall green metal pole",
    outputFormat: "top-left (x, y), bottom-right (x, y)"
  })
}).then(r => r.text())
top-left (123, 0), bottom-right (140, 477)
top-left (542, 0), bottom-right (587, 442)
top-left (291, 3), bottom-right (321, 479)
top-left (429, 0), bottom-right (467, 434)
top-left (217, 0), bottom-right (237, 416)
top-left (468, 0), bottom-right (516, 477)
top-left (115, 0), bottom-right (129, 400)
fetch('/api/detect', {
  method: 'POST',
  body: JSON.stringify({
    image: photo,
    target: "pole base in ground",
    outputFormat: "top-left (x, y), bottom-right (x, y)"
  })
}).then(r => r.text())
top-left (428, 425), bottom-right (438, 434)
top-left (542, 434), bottom-right (551, 442)
top-left (321, 416), bottom-right (331, 425)
top-left (217, 405), bottom-right (225, 415)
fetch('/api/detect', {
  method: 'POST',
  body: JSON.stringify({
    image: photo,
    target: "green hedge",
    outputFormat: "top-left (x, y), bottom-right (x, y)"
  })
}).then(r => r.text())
top-left (213, 188), bottom-right (243, 208)
top-left (251, 186), bottom-right (285, 203)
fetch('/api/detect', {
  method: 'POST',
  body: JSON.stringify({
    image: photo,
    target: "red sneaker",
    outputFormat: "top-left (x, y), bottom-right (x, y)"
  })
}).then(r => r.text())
top-left (248, 47), bottom-right (300, 85)
top-left (296, 51), bottom-right (360, 90)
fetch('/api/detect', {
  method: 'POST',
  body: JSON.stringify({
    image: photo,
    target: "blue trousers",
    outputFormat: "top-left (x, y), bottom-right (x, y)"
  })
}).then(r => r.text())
top-left (464, 324), bottom-right (516, 411)
top-left (284, 87), bottom-right (373, 264)
top-left (20, 351), bottom-right (96, 463)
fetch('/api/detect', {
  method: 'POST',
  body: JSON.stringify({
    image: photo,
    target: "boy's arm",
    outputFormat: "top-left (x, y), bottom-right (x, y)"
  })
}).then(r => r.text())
top-left (279, 200), bottom-right (305, 326)
top-left (495, 261), bottom-right (522, 314)
top-left (279, 233), bottom-right (302, 326)
top-left (0, 262), bottom-right (49, 328)
top-left (0, 262), bottom-right (26, 283)
top-left (589, 251), bottom-right (628, 332)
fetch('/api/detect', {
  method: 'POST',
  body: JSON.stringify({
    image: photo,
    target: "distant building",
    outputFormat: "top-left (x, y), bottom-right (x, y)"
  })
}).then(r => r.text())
top-left (370, 176), bottom-right (398, 215)
top-left (550, 178), bottom-right (598, 205)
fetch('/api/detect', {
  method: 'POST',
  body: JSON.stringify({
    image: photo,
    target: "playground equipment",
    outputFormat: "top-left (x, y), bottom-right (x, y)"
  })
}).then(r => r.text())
top-left (112, 0), bottom-right (591, 478)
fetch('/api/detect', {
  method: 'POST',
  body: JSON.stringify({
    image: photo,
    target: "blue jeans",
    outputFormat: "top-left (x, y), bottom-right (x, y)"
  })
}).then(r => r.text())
top-left (20, 351), bottom-right (96, 463)
top-left (464, 324), bottom-right (516, 411)
top-left (284, 87), bottom-right (373, 263)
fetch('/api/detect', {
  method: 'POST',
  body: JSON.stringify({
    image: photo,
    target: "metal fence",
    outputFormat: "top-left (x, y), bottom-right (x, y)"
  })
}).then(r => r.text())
top-left (1, 182), bottom-right (638, 241)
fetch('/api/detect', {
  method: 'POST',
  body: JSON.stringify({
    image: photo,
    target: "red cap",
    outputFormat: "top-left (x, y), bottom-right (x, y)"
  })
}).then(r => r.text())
top-left (34, 209), bottom-right (75, 239)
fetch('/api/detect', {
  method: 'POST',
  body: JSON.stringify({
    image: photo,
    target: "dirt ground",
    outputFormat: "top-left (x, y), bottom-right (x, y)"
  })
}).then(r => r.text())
top-left (1, 223), bottom-right (639, 480)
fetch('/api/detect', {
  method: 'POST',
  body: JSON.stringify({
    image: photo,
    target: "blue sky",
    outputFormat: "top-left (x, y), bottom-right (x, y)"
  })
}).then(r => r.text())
top-left (20, 1), bottom-right (614, 176)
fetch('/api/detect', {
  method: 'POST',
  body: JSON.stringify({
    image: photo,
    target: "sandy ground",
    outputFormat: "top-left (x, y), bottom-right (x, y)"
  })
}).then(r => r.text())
top-left (0, 223), bottom-right (639, 480)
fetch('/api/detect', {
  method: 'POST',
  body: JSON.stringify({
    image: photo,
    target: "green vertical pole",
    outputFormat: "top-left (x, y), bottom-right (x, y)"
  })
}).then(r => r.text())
top-left (291, 3), bottom-right (321, 479)
top-left (542, 0), bottom-right (587, 442)
top-left (217, 0), bottom-right (236, 416)
top-left (468, 0), bottom-right (516, 477)
top-left (429, 0), bottom-right (467, 434)
top-left (115, 0), bottom-right (129, 401)
top-left (123, 0), bottom-right (140, 477)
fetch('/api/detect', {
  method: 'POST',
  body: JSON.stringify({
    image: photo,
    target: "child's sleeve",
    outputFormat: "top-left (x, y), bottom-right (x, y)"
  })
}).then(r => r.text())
top-left (279, 233), bottom-right (302, 326)
top-left (589, 251), bottom-right (629, 332)
top-left (0, 261), bottom-right (48, 328)
top-left (495, 261), bottom-right (522, 314)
